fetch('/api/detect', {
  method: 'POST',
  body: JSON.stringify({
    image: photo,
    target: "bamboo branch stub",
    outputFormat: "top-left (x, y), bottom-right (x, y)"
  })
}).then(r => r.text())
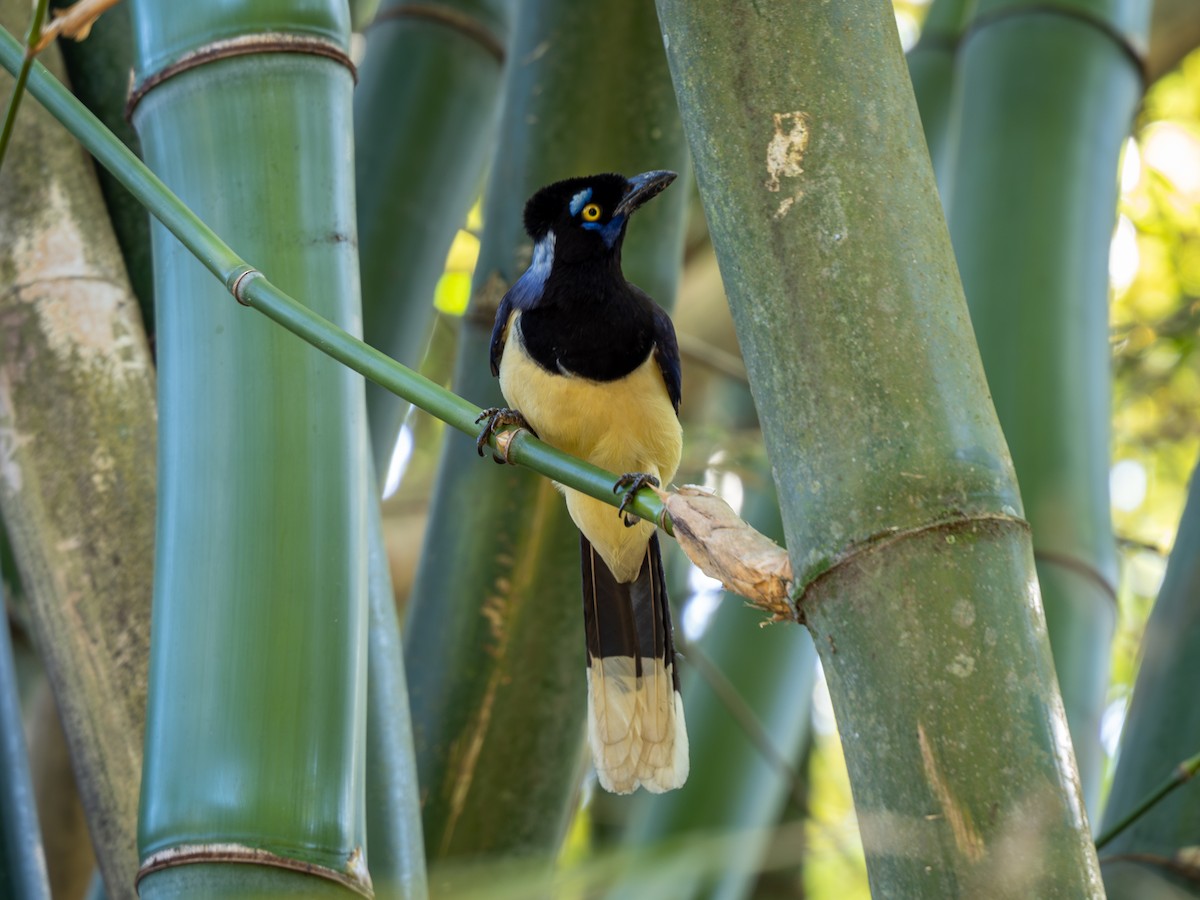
top-left (662, 485), bottom-right (795, 622)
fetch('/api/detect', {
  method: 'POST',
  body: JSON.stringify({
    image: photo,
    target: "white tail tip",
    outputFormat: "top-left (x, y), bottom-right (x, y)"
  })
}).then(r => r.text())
top-left (586, 658), bottom-right (689, 794)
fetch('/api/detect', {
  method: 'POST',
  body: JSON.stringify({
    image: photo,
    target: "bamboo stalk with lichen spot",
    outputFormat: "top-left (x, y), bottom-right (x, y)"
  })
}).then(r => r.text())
top-left (655, 0), bottom-right (1104, 893)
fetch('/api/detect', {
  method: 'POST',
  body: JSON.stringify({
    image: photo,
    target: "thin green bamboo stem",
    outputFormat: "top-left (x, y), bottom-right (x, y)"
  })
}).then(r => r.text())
top-left (0, 0), bottom-right (47, 171)
top-left (1096, 751), bottom-right (1200, 852)
top-left (0, 25), bottom-right (240, 271)
top-left (0, 23), bottom-right (667, 529)
top-left (238, 272), bottom-right (668, 527)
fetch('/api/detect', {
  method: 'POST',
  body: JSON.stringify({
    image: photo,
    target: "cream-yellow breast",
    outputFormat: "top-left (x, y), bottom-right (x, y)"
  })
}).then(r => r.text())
top-left (497, 311), bottom-right (682, 581)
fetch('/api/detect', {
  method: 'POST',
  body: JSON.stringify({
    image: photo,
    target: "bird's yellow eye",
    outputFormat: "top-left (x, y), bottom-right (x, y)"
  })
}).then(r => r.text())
top-left (581, 203), bottom-right (602, 222)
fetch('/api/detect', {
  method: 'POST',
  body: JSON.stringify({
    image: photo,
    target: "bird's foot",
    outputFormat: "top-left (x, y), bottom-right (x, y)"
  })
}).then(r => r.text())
top-left (613, 472), bottom-right (660, 526)
top-left (474, 407), bottom-right (535, 464)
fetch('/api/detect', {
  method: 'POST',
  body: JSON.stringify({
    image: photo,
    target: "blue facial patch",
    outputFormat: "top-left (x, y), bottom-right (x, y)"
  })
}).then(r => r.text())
top-left (581, 214), bottom-right (626, 248)
top-left (569, 187), bottom-right (593, 217)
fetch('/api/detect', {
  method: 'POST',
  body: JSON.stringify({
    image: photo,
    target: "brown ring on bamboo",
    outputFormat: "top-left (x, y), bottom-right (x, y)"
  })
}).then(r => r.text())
top-left (370, 4), bottom-right (506, 65)
top-left (1033, 548), bottom-right (1119, 605)
top-left (136, 843), bottom-right (374, 898)
top-left (793, 512), bottom-right (1033, 623)
top-left (125, 34), bottom-right (358, 122)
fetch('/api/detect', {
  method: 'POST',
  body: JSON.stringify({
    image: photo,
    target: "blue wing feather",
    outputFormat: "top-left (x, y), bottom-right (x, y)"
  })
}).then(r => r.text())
top-left (488, 292), bottom-right (514, 377)
top-left (489, 234), bottom-right (556, 376)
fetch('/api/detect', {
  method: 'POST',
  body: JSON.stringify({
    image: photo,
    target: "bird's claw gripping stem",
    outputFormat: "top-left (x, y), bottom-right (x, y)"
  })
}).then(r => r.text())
top-left (474, 407), bottom-right (534, 464)
top-left (614, 472), bottom-right (660, 526)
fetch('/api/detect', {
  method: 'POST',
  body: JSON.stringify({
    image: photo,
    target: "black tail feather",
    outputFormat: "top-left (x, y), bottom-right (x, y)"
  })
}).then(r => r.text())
top-left (581, 532), bottom-right (687, 793)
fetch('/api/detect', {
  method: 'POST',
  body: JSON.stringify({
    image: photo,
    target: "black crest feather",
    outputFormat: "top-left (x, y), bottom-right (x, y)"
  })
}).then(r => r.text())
top-left (522, 173), bottom-right (629, 239)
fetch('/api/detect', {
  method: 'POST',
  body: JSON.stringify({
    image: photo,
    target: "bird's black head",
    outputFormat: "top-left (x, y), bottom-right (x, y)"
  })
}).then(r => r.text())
top-left (522, 171), bottom-right (677, 265)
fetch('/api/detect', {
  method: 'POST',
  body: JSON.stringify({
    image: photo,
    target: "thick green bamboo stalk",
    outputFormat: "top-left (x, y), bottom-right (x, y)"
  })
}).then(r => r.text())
top-left (1099, 469), bottom-right (1200, 896)
top-left (349, 0), bottom-right (381, 32)
top-left (130, 3), bottom-right (370, 896)
top-left (1, 607), bottom-right (51, 900)
top-left (906, 0), bottom-right (969, 189)
top-left (403, 0), bottom-right (688, 863)
top-left (656, 0), bottom-right (1102, 894)
top-left (1148, 0), bottom-right (1200, 80)
top-left (356, 0), bottom-right (511, 475)
top-left (0, 3), bottom-right (153, 893)
top-left (946, 0), bottom-right (1148, 815)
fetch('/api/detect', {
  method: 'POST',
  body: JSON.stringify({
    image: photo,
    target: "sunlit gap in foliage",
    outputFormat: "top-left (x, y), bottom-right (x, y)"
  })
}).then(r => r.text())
top-left (381, 424), bottom-right (413, 500)
top-left (1109, 139), bottom-right (1142, 295)
top-left (1110, 215), bottom-right (1140, 295)
top-left (1110, 459), bottom-right (1148, 512)
top-left (806, 662), bottom-right (870, 897)
top-left (1142, 121), bottom-right (1200, 200)
top-left (1120, 136), bottom-right (1141, 194)
top-left (1126, 550), bottom-right (1168, 599)
top-left (812, 661), bottom-right (837, 738)
top-left (893, 0), bottom-right (930, 51)
top-left (682, 451), bottom-right (745, 641)
top-left (1101, 695), bottom-right (1128, 760)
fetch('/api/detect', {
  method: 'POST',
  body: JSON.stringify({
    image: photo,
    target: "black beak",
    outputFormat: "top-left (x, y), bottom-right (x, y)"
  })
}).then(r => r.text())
top-left (614, 170), bottom-right (677, 217)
